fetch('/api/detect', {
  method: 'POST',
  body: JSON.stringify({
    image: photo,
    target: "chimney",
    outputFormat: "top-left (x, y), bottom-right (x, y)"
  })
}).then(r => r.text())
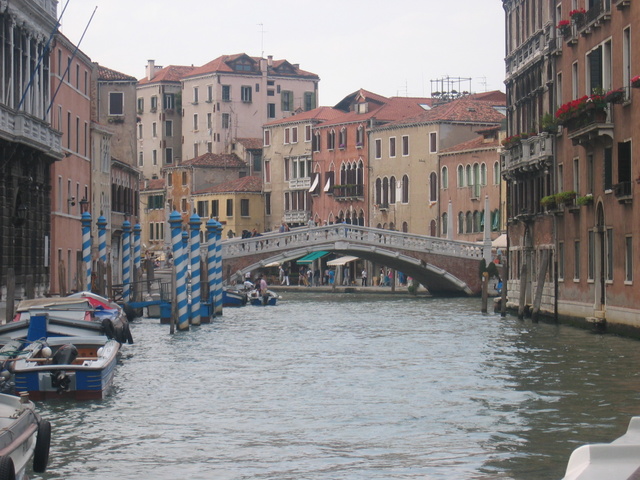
top-left (267, 55), bottom-right (273, 67)
top-left (146, 59), bottom-right (156, 81)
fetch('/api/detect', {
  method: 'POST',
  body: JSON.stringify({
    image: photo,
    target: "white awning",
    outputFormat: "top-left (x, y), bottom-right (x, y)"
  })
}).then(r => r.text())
top-left (492, 234), bottom-right (507, 248)
top-left (326, 255), bottom-right (359, 266)
top-left (323, 178), bottom-right (332, 192)
top-left (264, 261), bottom-right (280, 267)
top-left (309, 174), bottom-right (319, 192)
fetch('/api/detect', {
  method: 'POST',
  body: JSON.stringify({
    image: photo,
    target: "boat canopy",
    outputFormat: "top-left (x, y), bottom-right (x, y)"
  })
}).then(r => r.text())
top-left (296, 251), bottom-right (329, 264)
top-left (326, 255), bottom-right (359, 266)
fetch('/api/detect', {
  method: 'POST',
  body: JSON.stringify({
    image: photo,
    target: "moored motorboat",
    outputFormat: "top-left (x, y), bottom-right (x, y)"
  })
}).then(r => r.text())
top-left (222, 287), bottom-right (248, 307)
top-left (248, 289), bottom-right (280, 306)
top-left (12, 335), bottom-right (120, 401)
top-left (0, 392), bottom-right (51, 478)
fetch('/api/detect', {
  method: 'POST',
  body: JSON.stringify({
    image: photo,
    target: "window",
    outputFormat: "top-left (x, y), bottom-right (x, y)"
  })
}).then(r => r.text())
top-left (339, 128), bottom-right (347, 149)
top-left (291, 127), bottom-right (298, 144)
top-left (241, 86), bottom-right (252, 103)
top-left (109, 92), bottom-right (124, 116)
top-left (458, 165), bottom-right (465, 187)
top-left (211, 200), bottom-right (219, 218)
top-left (429, 132), bottom-right (437, 153)
top-left (222, 85), bottom-right (231, 102)
top-left (606, 228), bottom-right (614, 281)
top-left (625, 236), bottom-right (633, 283)
top-left (226, 199), bottom-right (233, 217)
top-left (574, 240), bottom-right (580, 280)
top-left (193, 143), bottom-right (199, 158)
top-left (284, 128), bottom-right (290, 144)
top-left (281, 91), bottom-right (293, 111)
top-left (167, 173), bottom-right (173, 186)
top-left (402, 175), bottom-right (409, 203)
top-left (182, 172), bottom-right (187, 185)
top-left (356, 126), bottom-right (364, 146)
top-left (588, 230), bottom-right (595, 281)
top-left (193, 87), bottom-right (199, 104)
top-left (137, 124), bottom-right (143, 139)
top-left (558, 242), bottom-right (564, 281)
top-left (137, 97), bottom-right (144, 112)
top-left (305, 125), bottom-right (312, 142)
top-left (623, 27), bottom-right (631, 98)
top-left (264, 159), bottom-right (271, 183)
top-left (222, 113), bottom-right (230, 129)
top-left (152, 150), bottom-right (157, 166)
top-left (573, 157), bottom-right (580, 194)
top-left (313, 132), bottom-right (321, 152)
top-left (197, 200), bottom-right (209, 218)
top-left (375, 139), bottom-right (382, 159)
top-left (166, 120), bottom-right (173, 137)
top-left (165, 148), bottom-right (173, 165)
top-left (138, 152), bottom-right (143, 166)
top-left (163, 94), bottom-right (174, 110)
top-left (572, 62), bottom-right (579, 99)
top-left (618, 141), bottom-right (632, 187)
top-left (181, 198), bottom-right (187, 213)
top-left (429, 172), bottom-right (437, 202)
top-left (493, 161), bottom-right (500, 185)
top-left (304, 92), bottom-right (315, 111)
top-left (389, 137), bottom-right (396, 157)
top-left (402, 136), bottom-right (409, 156)
top-left (207, 85), bottom-right (213, 102)
top-left (267, 103), bottom-right (276, 118)
top-left (604, 147), bottom-right (613, 191)
top-left (264, 130), bottom-right (271, 146)
top-left (152, 122), bottom-right (157, 137)
top-left (193, 114), bottom-right (198, 131)
top-left (327, 130), bottom-right (336, 150)
top-left (151, 96), bottom-right (158, 111)
top-left (265, 193), bottom-right (271, 216)
top-left (441, 166), bottom-right (448, 189)
top-left (241, 199), bottom-right (249, 217)
top-left (480, 163), bottom-right (487, 186)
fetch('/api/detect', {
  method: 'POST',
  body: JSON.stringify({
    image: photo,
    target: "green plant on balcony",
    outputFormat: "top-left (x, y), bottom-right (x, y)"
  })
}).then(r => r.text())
top-left (540, 195), bottom-right (558, 210)
top-left (501, 134), bottom-right (522, 149)
top-left (576, 194), bottom-right (594, 206)
top-left (540, 113), bottom-right (558, 134)
top-left (556, 190), bottom-right (577, 205)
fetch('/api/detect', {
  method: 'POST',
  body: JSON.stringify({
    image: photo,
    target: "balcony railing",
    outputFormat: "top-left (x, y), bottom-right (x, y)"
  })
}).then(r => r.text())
top-left (502, 134), bottom-right (553, 172)
top-left (333, 184), bottom-right (364, 200)
top-left (0, 105), bottom-right (63, 158)
top-left (288, 177), bottom-right (311, 190)
top-left (614, 181), bottom-right (632, 202)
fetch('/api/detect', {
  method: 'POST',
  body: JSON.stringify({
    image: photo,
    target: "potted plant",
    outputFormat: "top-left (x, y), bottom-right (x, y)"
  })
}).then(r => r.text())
top-left (569, 8), bottom-right (586, 25)
top-left (556, 190), bottom-right (577, 205)
top-left (541, 195), bottom-right (558, 210)
top-left (604, 88), bottom-right (625, 104)
top-left (557, 19), bottom-right (571, 37)
top-left (576, 194), bottom-right (594, 206)
top-left (540, 113), bottom-right (558, 134)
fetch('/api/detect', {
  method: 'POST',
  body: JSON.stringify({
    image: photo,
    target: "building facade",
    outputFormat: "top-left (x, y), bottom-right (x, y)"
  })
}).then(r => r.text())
top-left (181, 53), bottom-right (319, 159)
top-left (0, 0), bottom-right (63, 300)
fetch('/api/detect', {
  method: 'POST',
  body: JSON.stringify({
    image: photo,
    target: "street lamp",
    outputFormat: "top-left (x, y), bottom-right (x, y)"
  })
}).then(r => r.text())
top-left (79, 197), bottom-right (89, 213)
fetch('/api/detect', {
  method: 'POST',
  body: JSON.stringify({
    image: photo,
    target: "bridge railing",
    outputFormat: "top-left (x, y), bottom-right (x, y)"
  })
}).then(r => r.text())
top-left (219, 225), bottom-right (486, 260)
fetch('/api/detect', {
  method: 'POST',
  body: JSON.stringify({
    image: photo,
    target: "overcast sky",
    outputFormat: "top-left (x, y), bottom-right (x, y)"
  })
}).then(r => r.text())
top-left (58, 0), bottom-right (506, 106)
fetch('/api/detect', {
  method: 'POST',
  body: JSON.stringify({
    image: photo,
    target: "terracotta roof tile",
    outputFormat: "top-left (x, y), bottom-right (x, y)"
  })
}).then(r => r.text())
top-left (185, 53), bottom-right (318, 79)
top-left (140, 178), bottom-right (165, 191)
top-left (97, 65), bottom-right (137, 82)
top-left (193, 175), bottom-right (262, 195)
top-left (138, 65), bottom-right (197, 85)
top-left (179, 153), bottom-right (246, 168)
top-left (265, 106), bottom-right (346, 126)
top-left (235, 138), bottom-right (263, 150)
top-left (440, 134), bottom-right (501, 155)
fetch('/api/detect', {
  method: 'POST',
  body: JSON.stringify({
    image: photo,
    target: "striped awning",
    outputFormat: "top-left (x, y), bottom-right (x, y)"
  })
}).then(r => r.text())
top-left (296, 251), bottom-right (329, 264)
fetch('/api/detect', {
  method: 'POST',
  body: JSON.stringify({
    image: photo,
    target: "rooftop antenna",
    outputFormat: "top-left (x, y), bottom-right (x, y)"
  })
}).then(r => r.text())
top-left (258, 23), bottom-right (266, 58)
top-left (478, 76), bottom-right (488, 92)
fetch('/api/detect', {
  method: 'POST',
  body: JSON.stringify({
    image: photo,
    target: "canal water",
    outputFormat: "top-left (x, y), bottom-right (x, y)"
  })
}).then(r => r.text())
top-left (30, 293), bottom-right (640, 480)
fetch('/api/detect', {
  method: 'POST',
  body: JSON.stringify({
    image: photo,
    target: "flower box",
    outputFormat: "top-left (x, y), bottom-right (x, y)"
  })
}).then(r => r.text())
top-left (604, 88), bottom-right (625, 104)
top-left (576, 194), bottom-right (594, 206)
top-left (631, 76), bottom-right (640, 89)
top-left (557, 19), bottom-right (572, 37)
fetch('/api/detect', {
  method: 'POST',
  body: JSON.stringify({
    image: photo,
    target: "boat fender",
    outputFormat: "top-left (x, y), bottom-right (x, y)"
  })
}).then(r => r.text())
top-left (52, 344), bottom-right (78, 365)
top-left (0, 456), bottom-right (15, 480)
top-left (41, 346), bottom-right (52, 358)
top-left (33, 420), bottom-right (51, 473)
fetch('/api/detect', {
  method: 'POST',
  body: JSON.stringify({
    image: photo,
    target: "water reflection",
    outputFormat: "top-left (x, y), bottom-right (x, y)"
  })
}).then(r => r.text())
top-left (27, 294), bottom-right (640, 480)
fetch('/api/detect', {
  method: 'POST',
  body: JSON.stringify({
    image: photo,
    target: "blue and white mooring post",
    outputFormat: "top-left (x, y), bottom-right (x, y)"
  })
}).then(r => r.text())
top-left (133, 223), bottom-right (141, 300)
top-left (206, 219), bottom-right (222, 319)
top-left (189, 213), bottom-right (202, 325)
top-left (81, 212), bottom-right (92, 292)
top-left (169, 211), bottom-right (189, 331)
top-left (213, 221), bottom-right (223, 316)
top-left (97, 215), bottom-right (107, 263)
top-left (122, 220), bottom-right (131, 303)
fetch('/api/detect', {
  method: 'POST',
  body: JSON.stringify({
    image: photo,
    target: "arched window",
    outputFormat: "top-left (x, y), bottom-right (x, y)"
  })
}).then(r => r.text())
top-left (402, 221), bottom-right (408, 233)
top-left (382, 177), bottom-right (389, 205)
top-left (480, 163), bottom-right (487, 186)
top-left (442, 212), bottom-right (448, 236)
top-left (466, 211), bottom-right (473, 233)
top-left (402, 175), bottom-right (409, 203)
top-left (390, 176), bottom-right (396, 204)
top-left (441, 166), bottom-right (448, 189)
top-left (474, 210), bottom-right (482, 232)
top-left (358, 209), bottom-right (365, 226)
top-left (430, 220), bottom-right (437, 236)
top-left (429, 172), bottom-right (438, 202)
top-left (458, 212), bottom-right (464, 234)
top-left (473, 163), bottom-right (480, 198)
top-left (457, 165), bottom-right (465, 187)
top-left (375, 178), bottom-right (382, 204)
top-left (466, 165), bottom-right (472, 187)
top-left (493, 161), bottom-right (501, 185)
top-left (389, 222), bottom-right (395, 230)
top-left (357, 160), bottom-right (364, 197)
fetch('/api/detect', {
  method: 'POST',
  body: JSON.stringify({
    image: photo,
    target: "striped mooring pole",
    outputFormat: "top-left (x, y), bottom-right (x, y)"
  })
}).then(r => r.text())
top-left (122, 220), bottom-right (131, 303)
top-left (206, 219), bottom-right (221, 318)
top-left (97, 215), bottom-right (107, 263)
top-left (133, 223), bottom-right (141, 298)
top-left (169, 211), bottom-right (189, 331)
top-left (213, 221), bottom-right (223, 316)
top-left (81, 212), bottom-right (92, 292)
top-left (189, 213), bottom-right (201, 325)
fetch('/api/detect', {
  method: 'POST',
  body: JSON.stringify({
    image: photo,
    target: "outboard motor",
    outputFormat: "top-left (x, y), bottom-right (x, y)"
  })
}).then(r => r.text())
top-left (51, 344), bottom-right (78, 394)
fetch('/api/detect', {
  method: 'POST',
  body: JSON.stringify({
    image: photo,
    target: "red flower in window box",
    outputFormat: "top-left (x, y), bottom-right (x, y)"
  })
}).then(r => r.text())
top-left (631, 75), bottom-right (640, 88)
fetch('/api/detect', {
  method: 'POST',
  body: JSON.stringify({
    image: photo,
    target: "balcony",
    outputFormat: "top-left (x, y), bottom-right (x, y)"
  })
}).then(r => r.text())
top-left (505, 31), bottom-right (547, 80)
top-left (284, 210), bottom-right (310, 224)
top-left (502, 133), bottom-right (554, 174)
top-left (333, 184), bottom-right (364, 201)
top-left (565, 108), bottom-right (613, 146)
top-left (288, 177), bottom-right (311, 190)
top-left (614, 181), bottom-right (632, 203)
top-left (0, 104), bottom-right (63, 159)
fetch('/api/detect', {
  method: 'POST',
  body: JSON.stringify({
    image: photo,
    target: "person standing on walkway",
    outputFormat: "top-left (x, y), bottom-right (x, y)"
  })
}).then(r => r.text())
top-left (361, 269), bottom-right (367, 286)
top-left (279, 265), bottom-right (285, 285)
top-left (282, 266), bottom-right (290, 286)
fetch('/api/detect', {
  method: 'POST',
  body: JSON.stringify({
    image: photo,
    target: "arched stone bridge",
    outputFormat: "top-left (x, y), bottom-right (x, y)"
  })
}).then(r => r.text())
top-left (220, 225), bottom-right (492, 295)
